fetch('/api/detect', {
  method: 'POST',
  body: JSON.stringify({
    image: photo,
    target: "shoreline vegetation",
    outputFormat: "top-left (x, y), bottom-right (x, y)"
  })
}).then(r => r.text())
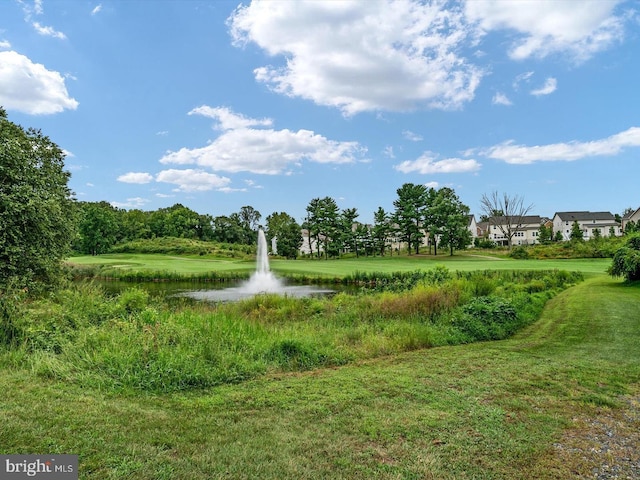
top-left (4, 266), bottom-right (583, 393)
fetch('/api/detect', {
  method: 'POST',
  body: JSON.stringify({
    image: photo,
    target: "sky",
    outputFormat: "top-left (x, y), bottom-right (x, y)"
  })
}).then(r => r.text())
top-left (1, 0), bottom-right (639, 225)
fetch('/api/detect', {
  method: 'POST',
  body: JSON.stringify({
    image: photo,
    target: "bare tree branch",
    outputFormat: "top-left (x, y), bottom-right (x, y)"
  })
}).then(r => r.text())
top-left (480, 191), bottom-right (534, 249)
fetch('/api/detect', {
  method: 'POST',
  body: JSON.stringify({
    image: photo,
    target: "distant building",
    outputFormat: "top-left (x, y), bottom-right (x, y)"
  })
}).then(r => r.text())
top-left (622, 207), bottom-right (640, 232)
top-left (467, 215), bottom-right (477, 246)
top-left (487, 215), bottom-right (542, 246)
top-left (552, 211), bottom-right (621, 241)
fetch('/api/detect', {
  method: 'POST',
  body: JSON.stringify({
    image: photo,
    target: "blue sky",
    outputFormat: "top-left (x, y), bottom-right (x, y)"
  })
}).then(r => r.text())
top-left (1, 0), bottom-right (639, 225)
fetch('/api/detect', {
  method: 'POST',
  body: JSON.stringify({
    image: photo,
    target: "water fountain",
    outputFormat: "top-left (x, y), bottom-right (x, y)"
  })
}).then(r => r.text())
top-left (182, 228), bottom-right (334, 302)
top-left (240, 228), bottom-right (284, 294)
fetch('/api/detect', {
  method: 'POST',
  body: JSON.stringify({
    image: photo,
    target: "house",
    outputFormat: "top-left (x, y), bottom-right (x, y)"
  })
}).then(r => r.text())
top-left (467, 215), bottom-right (477, 246)
top-left (476, 221), bottom-right (489, 239)
top-left (622, 207), bottom-right (640, 232)
top-left (487, 215), bottom-right (542, 246)
top-left (299, 229), bottom-right (325, 256)
top-left (552, 211), bottom-right (621, 241)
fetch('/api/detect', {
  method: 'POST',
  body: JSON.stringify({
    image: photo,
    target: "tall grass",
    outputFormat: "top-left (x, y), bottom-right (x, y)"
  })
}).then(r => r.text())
top-left (1, 269), bottom-right (583, 393)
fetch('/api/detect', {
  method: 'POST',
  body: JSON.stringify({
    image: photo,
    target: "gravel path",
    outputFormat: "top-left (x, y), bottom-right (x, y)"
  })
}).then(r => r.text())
top-left (553, 395), bottom-right (640, 479)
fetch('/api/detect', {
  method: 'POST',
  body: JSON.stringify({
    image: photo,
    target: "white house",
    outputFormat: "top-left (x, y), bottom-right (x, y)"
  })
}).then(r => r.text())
top-left (622, 207), bottom-right (640, 232)
top-left (487, 215), bottom-right (542, 246)
top-left (467, 215), bottom-right (477, 246)
top-left (299, 229), bottom-right (325, 256)
top-left (552, 211), bottom-right (621, 241)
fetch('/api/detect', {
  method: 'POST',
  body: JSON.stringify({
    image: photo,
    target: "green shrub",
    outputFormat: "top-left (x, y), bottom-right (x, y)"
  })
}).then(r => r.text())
top-left (509, 246), bottom-right (529, 259)
top-left (608, 234), bottom-right (640, 281)
top-left (454, 296), bottom-right (518, 341)
top-left (116, 287), bottom-right (150, 314)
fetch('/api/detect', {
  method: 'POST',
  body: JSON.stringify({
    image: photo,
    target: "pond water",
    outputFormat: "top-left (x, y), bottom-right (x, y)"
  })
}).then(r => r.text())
top-left (94, 279), bottom-right (345, 302)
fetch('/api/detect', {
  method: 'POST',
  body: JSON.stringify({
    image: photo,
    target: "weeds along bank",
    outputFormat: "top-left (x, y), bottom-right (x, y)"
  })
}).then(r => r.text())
top-left (0, 268), bottom-right (583, 393)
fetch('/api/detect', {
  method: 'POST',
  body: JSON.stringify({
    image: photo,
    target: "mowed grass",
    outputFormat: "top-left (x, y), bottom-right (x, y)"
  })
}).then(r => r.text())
top-left (68, 253), bottom-right (256, 275)
top-left (68, 252), bottom-right (611, 278)
top-left (1, 275), bottom-right (638, 479)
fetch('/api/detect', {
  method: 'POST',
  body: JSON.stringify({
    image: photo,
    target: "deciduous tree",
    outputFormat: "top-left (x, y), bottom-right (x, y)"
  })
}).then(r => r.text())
top-left (433, 188), bottom-right (472, 255)
top-left (479, 191), bottom-right (533, 250)
top-left (266, 212), bottom-right (302, 259)
top-left (0, 108), bottom-right (76, 291)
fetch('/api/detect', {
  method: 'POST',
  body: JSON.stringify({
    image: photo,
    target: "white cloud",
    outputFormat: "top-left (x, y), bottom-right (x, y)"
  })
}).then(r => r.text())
top-left (424, 181), bottom-right (440, 189)
top-left (229, 1), bottom-right (483, 115)
top-left (395, 151), bottom-right (481, 174)
top-left (513, 71), bottom-right (534, 90)
top-left (0, 40), bottom-right (11, 49)
top-left (160, 106), bottom-right (366, 175)
top-left (530, 77), bottom-right (557, 96)
top-left (383, 146), bottom-right (395, 158)
top-left (189, 105), bottom-right (272, 130)
top-left (32, 22), bottom-right (66, 39)
top-left (155, 169), bottom-right (232, 192)
top-left (492, 92), bottom-right (512, 106)
top-left (481, 126), bottom-right (640, 164)
top-left (117, 172), bottom-right (154, 184)
top-left (402, 130), bottom-right (423, 142)
top-left (156, 130), bottom-right (169, 136)
top-left (86, 183), bottom-right (94, 187)
top-left (91, 4), bottom-right (103, 15)
top-left (110, 197), bottom-right (149, 209)
top-left (0, 51), bottom-right (78, 114)
top-left (62, 149), bottom-right (75, 158)
top-left (464, 0), bottom-right (626, 62)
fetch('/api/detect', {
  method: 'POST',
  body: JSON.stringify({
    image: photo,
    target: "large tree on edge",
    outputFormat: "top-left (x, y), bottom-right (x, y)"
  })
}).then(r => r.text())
top-left (0, 107), bottom-right (77, 291)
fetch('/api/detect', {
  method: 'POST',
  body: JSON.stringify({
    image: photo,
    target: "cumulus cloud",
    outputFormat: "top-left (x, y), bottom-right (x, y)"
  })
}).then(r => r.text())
top-left (492, 92), bottom-right (512, 106)
top-left (155, 169), bottom-right (232, 192)
top-left (189, 105), bottom-right (273, 130)
top-left (160, 106), bottom-right (366, 175)
top-left (531, 77), bottom-right (557, 96)
top-left (394, 151), bottom-right (481, 174)
top-left (424, 181), bottom-right (440, 189)
top-left (229, 1), bottom-right (483, 115)
top-left (481, 126), bottom-right (640, 164)
top-left (0, 51), bottom-right (78, 114)
top-left (464, 0), bottom-right (626, 62)
top-left (91, 4), bottom-right (103, 15)
top-left (0, 40), bottom-right (11, 49)
top-left (117, 172), bottom-right (154, 184)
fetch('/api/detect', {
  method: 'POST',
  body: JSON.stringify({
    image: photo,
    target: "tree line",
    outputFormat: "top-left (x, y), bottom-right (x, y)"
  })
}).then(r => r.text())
top-left (73, 181), bottom-right (473, 260)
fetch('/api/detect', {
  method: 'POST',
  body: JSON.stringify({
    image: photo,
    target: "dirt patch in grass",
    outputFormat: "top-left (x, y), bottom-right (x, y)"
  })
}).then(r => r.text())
top-left (550, 393), bottom-right (640, 479)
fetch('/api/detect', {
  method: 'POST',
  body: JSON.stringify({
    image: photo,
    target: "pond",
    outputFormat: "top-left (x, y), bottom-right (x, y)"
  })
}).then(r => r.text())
top-left (93, 278), bottom-right (348, 302)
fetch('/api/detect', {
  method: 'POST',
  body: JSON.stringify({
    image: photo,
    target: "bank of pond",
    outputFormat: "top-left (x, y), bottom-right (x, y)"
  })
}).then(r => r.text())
top-left (0, 268), bottom-right (583, 393)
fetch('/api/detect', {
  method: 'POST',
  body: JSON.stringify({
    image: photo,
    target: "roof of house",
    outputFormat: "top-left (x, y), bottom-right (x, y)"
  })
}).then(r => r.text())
top-left (554, 211), bottom-right (616, 222)
top-left (489, 215), bottom-right (541, 226)
top-left (622, 207), bottom-right (640, 220)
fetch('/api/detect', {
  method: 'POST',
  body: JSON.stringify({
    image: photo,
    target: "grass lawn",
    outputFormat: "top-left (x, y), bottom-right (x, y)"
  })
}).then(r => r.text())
top-left (1, 274), bottom-right (638, 479)
top-left (67, 252), bottom-right (612, 278)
